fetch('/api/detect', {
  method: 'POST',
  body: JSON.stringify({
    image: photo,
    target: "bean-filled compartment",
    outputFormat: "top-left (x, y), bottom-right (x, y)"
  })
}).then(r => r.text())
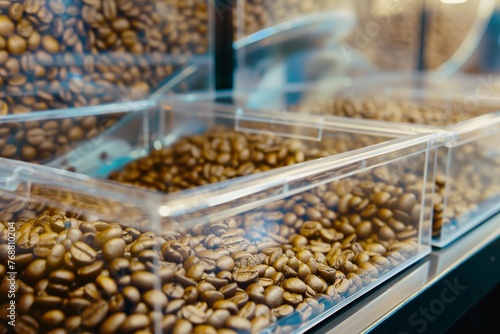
top-left (342, 0), bottom-right (422, 71)
top-left (235, 0), bottom-right (343, 38)
top-left (257, 77), bottom-right (500, 247)
top-left (0, 126), bottom-right (436, 333)
top-left (0, 100), bottom-right (145, 164)
top-left (45, 99), bottom-right (430, 190)
top-left (0, 0), bottom-right (211, 114)
top-left (424, 0), bottom-right (494, 71)
top-left (0, 63), bottom-right (211, 165)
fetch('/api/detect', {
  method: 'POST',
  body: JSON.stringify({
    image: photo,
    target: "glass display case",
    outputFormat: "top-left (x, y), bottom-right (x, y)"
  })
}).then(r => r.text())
top-left (0, 61), bottom-right (211, 164)
top-left (0, 0), bottom-right (213, 114)
top-left (231, 74), bottom-right (500, 247)
top-left (0, 97), bottom-right (438, 332)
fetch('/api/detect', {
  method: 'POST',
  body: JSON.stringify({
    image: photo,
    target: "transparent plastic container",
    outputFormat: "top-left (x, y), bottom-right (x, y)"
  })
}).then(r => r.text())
top-left (0, 101), bottom-right (438, 333)
top-left (244, 74), bottom-right (499, 247)
top-left (0, 63), bottom-right (211, 164)
top-left (0, 0), bottom-right (213, 114)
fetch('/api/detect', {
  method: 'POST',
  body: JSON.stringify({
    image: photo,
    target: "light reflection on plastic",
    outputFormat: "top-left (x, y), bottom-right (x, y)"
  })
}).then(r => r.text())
top-left (158, 205), bottom-right (171, 217)
top-left (440, 0), bottom-right (468, 4)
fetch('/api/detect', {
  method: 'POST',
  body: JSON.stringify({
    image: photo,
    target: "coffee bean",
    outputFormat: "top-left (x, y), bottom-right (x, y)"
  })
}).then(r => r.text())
top-left (70, 241), bottom-right (96, 266)
top-left (24, 259), bottom-right (47, 284)
top-left (232, 269), bottom-right (259, 285)
top-left (96, 275), bottom-right (118, 296)
top-left (18, 293), bottom-right (35, 313)
top-left (225, 315), bottom-right (252, 334)
top-left (283, 278), bottom-right (306, 294)
top-left (100, 312), bottom-right (126, 334)
top-left (81, 300), bottom-right (108, 328)
top-left (78, 261), bottom-right (104, 281)
top-left (102, 238), bottom-right (126, 262)
top-left (40, 309), bottom-right (65, 328)
top-left (173, 319), bottom-right (193, 334)
top-left (118, 314), bottom-right (150, 333)
top-left (49, 270), bottom-right (74, 285)
top-left (162, 282), bottom-right (185, 299)
top-left (272, 304), bottom-right (294, 318)
top-left (200, 290), bottom-right (225, 307)
top-left (0, 15), bottom-right (14, 36)
top-left (263, 285), bottom-right (283, 308)
top-left (122, 286), bottom-right (141, 305)
top-left (304, 275), bottom-right (325, 293)
top-left (131, 271), bottom-right (160, 290)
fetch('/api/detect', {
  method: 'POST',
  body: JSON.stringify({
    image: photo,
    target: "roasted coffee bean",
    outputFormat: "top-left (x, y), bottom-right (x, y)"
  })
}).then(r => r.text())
top-left (81, 300), bottom-right (108, 328)
top-left (118, 314), bottom-right (150, 333)
top-left (100, 312), bottom-right (126, 334)
top-left (304, 275), bottom-right (325, 293)
top-left (40, 309), bottom-right (65, 328)
top-left (264, 285), bottom-right (284, 308)
top-left (102, 238), bottom-right (126, 262)
top-left (49, 270), bottom-right (74, 285)
top-left (232, 269), bottom-right (259, 285)
top-left (162, 282), bottom-right (185, 299)
top-left (272, 304), bottom-right (294, 318)
top-left (229, 292), bottom-right (250, 309)
top-left (225, 315), bottom-right (252, 334)
top-left (96, 275), bottom-right (118, 296)
top-left (181, 304), bottom-right (209, 325)
top-left (213, 300), bottom-right (239, 315)
top-left (173, 318), bottom-right (193, 334)
top-left (205, 309), bottom-right (230, 328)
top-left (131, 271), bottom-right (160, 290)
top-left (283, 278), bottom-right (307, 294)
top-left (70, 241), bottom-right (96, 266)
top-left (122, 286), bottom-right (141, 306)
top-left (200, 290), bottom-right (225, 307)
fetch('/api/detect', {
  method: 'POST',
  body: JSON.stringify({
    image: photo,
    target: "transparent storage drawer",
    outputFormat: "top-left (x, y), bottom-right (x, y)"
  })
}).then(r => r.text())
top-left (0, 105), bottom-right (437, 332)
top-left (0, 63), bottom-right (210, 164)
top-left (0, 0), bottom-right (212, 114)
top-left (244, 75), bottom-right (500, 247)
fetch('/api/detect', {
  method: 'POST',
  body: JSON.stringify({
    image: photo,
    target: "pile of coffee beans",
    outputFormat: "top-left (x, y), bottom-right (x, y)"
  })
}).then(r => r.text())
top-left (424, 0), bottom-right (481, 70)
top-left (0, 163), bottom-right (423, 333)
top-left (108, 126), bottom-right (384, 193)
top-left (0, 0), bottom-right (209, 114)
top-left (295, 96), bottom-right (500, 238)
top-left (343, 0), bottom-right (421, 71)
top-left (299, 97), bottom-right (480, 126)
top-left (235, 0), bottom-right (334, 37)
top-left (0, 114), bottom-right (121, 163)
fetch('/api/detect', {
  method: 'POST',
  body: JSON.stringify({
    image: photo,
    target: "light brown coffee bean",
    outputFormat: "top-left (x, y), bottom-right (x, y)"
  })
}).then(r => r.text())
top-left (100, 312), bottom-right (127, 334)
top-left (0, 15), bottom-right (14, 36)
top-left (225, 315), bottom-right (252, 334)
top-left (7, 34), bottom-right (25, 54)
top-left (282, 278), bottom-right (306, 294)
top-left (70, 241), bottom-right (96, 266)
top-left (131, 271), bottom-right (160, 290)
top-left (118, 314), bottom-right (150, 333)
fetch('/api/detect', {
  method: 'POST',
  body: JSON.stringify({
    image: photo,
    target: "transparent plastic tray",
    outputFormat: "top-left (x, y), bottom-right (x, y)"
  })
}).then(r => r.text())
top-left (0, 98), bottom-right (438, 332)
top-left (0, 63), bottom-right (210, 164)
top-left (227, 74), bottom-right (500, 247)
top-left (0, 0), bottom-right (213, 114)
